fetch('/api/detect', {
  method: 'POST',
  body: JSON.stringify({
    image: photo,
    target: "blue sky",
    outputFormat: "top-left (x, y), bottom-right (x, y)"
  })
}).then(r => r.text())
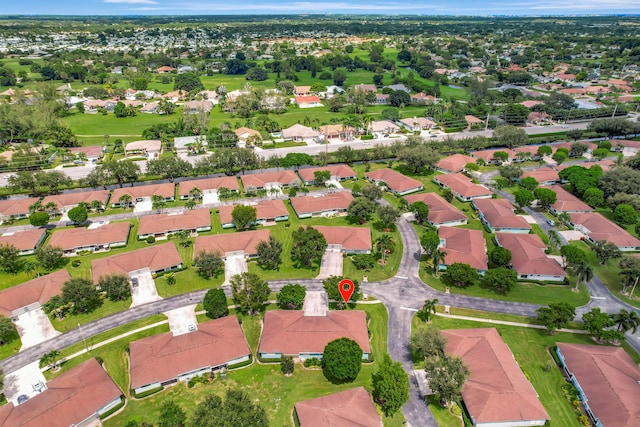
top-left (5, 0), bottom-right (640, 15)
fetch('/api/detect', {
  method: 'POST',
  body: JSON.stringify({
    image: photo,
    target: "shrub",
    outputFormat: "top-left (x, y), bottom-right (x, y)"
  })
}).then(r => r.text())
top-left (146, 235), bottom-right (155, 244)
top-left (281, 355), bottom-right (294, 375)
top-left (71, 260), bottom-right (81, 268)
top-left (303, 357), bottom-right (322, 368)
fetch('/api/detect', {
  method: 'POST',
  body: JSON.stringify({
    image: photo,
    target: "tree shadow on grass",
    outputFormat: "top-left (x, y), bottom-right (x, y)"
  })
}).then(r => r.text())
top-left (322, 366), bottom-right (359, 385)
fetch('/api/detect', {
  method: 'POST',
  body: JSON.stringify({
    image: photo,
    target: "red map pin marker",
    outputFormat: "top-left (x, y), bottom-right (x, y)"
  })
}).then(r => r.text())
top-left (338, 279), bottom-right (355, 304)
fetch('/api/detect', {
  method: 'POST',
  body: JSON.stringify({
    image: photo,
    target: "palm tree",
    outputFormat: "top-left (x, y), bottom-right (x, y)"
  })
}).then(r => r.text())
top-left (432, 249), bottom-right (447, 276)
top-left (558, 212), bottom-right (571, 226)
top-left (44, 202), bottom-right (58, 217)
top-left (613, 309), bottom-right (640, 333)
top-left (118, 194), bottom-right (132, 209)
top-left (573, 260), bottom-right (593, 292)
top-left (90, 200), bottom-right (103, 212)
top-left (189, 187), bottom-right (203, 200)
top-left (375, 234), bottom-right (396, 264)
top-left (185, 200), bottom-right (196, 210)
top-left (420, 298), bottom-right (439, 322)
top-left (29, 201), bottom-right (43, 213)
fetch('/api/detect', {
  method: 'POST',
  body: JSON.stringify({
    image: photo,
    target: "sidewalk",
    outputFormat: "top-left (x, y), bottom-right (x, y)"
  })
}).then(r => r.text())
top-left (435, 312), bottom-right (588, 334)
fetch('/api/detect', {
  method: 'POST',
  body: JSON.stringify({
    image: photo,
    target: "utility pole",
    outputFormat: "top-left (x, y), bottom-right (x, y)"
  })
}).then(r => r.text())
top-left (78, 323), bottom-right (89, 354)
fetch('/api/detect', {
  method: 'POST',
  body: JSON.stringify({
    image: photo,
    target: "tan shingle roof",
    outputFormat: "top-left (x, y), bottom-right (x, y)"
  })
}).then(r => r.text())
top-left (473, 198), bottom-right (531, 231)
top-left (0, 269), bottom-right (70, 317)
top-left (91, 243), bottom-right (182, 281)
top-left (138, 209), bottom-right (210, 236)
top-left (295, 387), bottom-right (382, 427)
top-left (0, 228), bottom-right (46, 252)
top-left (291, 192), bottom-right (354, 216)
top-left (442, 328), bottom-right (550, 425)
top-left (240, 170), bottom-right (300, 188)
top-left (218, 199), bottom-right (288, 225)
top-left (438, 226), bottom-right (487, 271)
top-left (434, 154), bottom-right (477, 173)
top-left (314, 226), bottom-right (372, 252)
top-left (297, 164), bottom-right (356, 183)
top-left (405, 193), bottom-right (467, 225)
top-left (365, 168), bottom-right (423, 194)
top-left (194, 229), bottom-right (270, 256)
top-left (179, 176), bottom-right (239, 196)
top-left (112, 183), bottom-right (175, 202)
top-left (48, 222), bottom-right (131, 251)
top-left (496, 233), bottom-right (566, 277)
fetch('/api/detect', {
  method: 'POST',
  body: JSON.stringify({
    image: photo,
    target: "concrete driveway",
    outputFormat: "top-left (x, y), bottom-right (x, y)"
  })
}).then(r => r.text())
top-left (164, 304), bottom-right (198, 336)
top-left (3, 361), bottom-right (47, 405)
top-left (130, 269), bottom-right (162, 307)
top-left (134, 199), bottom-right (152, 213)
top-left (317, 247), bottom-right (343, 279)
top-left (224, 253), bottom-right (248, 285)
top-left (15, 309), bottom-right (61, 350)
top-left (203, 189), bottom-right (219, 204)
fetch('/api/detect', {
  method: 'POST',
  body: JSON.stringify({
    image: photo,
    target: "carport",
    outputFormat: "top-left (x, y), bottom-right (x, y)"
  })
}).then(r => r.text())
top-left (317, 245), bottom-right (343, 279)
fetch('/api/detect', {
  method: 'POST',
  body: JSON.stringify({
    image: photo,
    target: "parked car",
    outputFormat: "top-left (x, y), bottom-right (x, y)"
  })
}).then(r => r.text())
top-left (547, 219), bottom-right (556, 226)
top-left (131, 277), bottom-right (139, 287)
top-left (17, 395), bottom-right (28, 404)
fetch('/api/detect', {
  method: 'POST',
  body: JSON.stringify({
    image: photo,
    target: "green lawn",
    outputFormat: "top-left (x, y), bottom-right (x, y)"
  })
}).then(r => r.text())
top-left (0, 335), bottom-right (22, 361)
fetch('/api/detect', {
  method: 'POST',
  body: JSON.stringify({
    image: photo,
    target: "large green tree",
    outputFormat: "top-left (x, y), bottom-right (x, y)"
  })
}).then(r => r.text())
top-left (188, 389), bottom-right (268, 427)
top-left (425, 355), bottom-right (470, 406)
top-left (203, 288), bottom-right (229, 319)
top-left (536, 302), bottom-right (576, 334)
top-left (493, 125), bottom-right (527, 148)
top-left (147, 157), bottom-right (193, 183)
top-left (193, 250), bottom-right (225, 280)
top-left (323, 337), bottom-right (363, 382)
top-left (231, 205), bottom-right (257, 230)
top-left (67, 205), bottom-right (88, 224)
top-left (62, 277), bottom-right (103, 314)
top-left (0, 244), bottom-right (23, 274)
top-left (230, 272), bottom-right (270, 315)
top-left (174, 72), bottom-right (204, 92)
top-left (256, 236), bottom-right (283, 270)
top-left (372, 353), bottom-right (410, 416)
top-left (411, 325), bottom-right (447, 361)
top-left (276, 284), bottom-right (306, 310)
top-left (347, 197), bottom-right (377, 223)
top-left (322, 275), bottom-right (361, 309)
top-left (291, 226), bottom-right (327, 268)
top-left (97, 274), bottom-right (131, 302)
top-left (482, 267), bottom-right (517, 294)
top-left (442, 263), bottom-right (480, 288)
top-left (35, 245), bottom-right (65, 271)
top-left (158, 400), bottom-right (186, 427)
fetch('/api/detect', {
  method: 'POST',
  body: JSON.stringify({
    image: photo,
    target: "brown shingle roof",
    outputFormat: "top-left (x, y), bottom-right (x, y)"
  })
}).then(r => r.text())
top-left (522, 167), bottom-right (560, 184)
top-left (259, 310), bottom-right (371, 355)
top-left (291, 192), bottom-right (354, 216)
top-left (0, 358), bottom-right (122, 427)
top-left (314, 226), bottom-right (372, 252)
top-left (496, 233), bottom-right (566, 278)
top-left (0, 197), bottom-right (40, 217)
top-left (442, 328), bottom-right (550, 425)
top-left (194, 229), bottom-right (270, 256)
top-left (438, 226), bottom-right (487, 271)
top-left (365, 168), bottom-right (423, 194)
top-left (556, 343), bottom-right (640, 427)
top-left (435, 174), bottom-right (493, 199)
top-left (434, 154), bottom-right (477, 173)
top-left (129, 316), bottom-right (250, 389)
top-left (0, 228), bottom-right (46, 252)
top-left (41, 190), bottom-right (109, 209)
top-left (179, 176), bottom-right (239, 197)
top-left (218, 199), bottom-right (288, 225)
top-left (295, 387), bottom-right (382, 427)
top-left (570, 212), bottom-right (640, 249)
top-left (138, 209), bottom-right (211, 236)
top-left (91, 243), bottom-right (182, 281)
top-left (0, 269), bottom-right (70, 317)
top-left (549, 185), bottom-right (592, 213)
top-left (297, 164), bottom-right (357, 183)
top-left (48, 222), bottom-right (131, 251)
top-left (111, 183), bottom-right (175, 202)
top-left (474, 198), bottom-right (531, 231)
top-left (405, 193), bottom-right (467, 225)
top-left (240, 170), bottom-right (300, 188)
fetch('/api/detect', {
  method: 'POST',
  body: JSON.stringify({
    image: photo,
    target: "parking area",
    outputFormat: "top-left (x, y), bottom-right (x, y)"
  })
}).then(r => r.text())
top-left (224, 253), bottom-right (248, 285)
top-left (134, 199), bottom-right (153, 213)
top-left (202, 189), bottom-right (219, 204)
top-left (3, 361), bottom-right (48, 405)
top-left (15, 309), bottom-right (61, 350)
top-left (317, 246), bottom-right (343, 279)
top-left (164, 305), bottom-right (198, 336)
top-left (130, 269), bottom-right (162, 307)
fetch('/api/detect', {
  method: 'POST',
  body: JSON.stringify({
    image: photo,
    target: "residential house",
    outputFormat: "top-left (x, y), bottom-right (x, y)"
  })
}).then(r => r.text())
top-left (0, 228), bottom-right (46, 255)
top-left (0, 359), bottom-right (123, 427)
top-left (194, 229), bottom-right (270, 258)
top-left (240, 170), bottom-right (300, 190)
top-left (218, 199), bottom-right (288, 228)
top-left (373, 94), bottom-right (389, 105)
top-left (434, 173), bottom-right (493, 202)
top-left (294, 86), bottom-right (311, 96)
top-left (259, 310), bottom-right (371, 360)
top-left (521, 100), bottom-right (544, 108)
top-left (471, 148), bottom-right (518, 165)
top-left (442, 328), bottom-right (550, 427)
top-left (352, 84), bottom-right (377, 93)
top-left (0, 197), bottom-right (39, 221)
top-left (42, 190), bottom-right (110, 213)
top-left (157, 65), bottom-right (176, 73)
top-left (281, 124), bottom-right (320, 142)
top-left (198, 90), bottom-right (220, 103)
top-left (495, 233), bottom-right (566, 282)
top-left (437, 227), bottom-right (488, 273)
top-left (137, 209), bottom-right (211, 240)
top-left (548, 185), bottom-right (592, 214)
top-left (294, 387), bottom-right (382, 427)
top-left (177, 65), bottom-right (194, 74)
top-left (173, 135), bottom-right (208, 154)
top-left (385, 84), bottom-right (411, 93)
top-left (178, 176), bottom-right (239, 199)
top-left (295, 96), bottom-right (323, 108)
top-left (405, 193), bottom-right (467, 227)
top-left (614, 140), bottom-right (640, 156)
top-left (314, 226), bottom-right (372, 254)
top-left (400, 117), bottom-right (437, 132)
top-left (411, 92), bottom-right (435, 105)
top-left (129, 317), bottom-right (250, 394)
top-left (140, 101), bottom-right (159, 114)
top-left (368, 120), bottom-right (400, 137)
top-left (0, 269), bottom-right (70, 319)
top-left (82, 99), bottom-right (116, 113)
top-left (318, 124), bottom-right (354, 142)
top-left (124, 139), bottom-right (162, 158)
top-left (521, 167), bottom-right (561, 186)
top-left (234, 127), bottom-right (262, 147)
top-left (291, 192), bottom-right (354, 218)
top-left (569, 212), bottom-right (640, 251)
top-left (111, 183), bottom-right (175, 207)
top-left (365, 168), bottom-right (423, 196)
top-left (528, 112), bottom-right (552, 125)
top-left (465, 115), bottom-right (484, 129)
top-left (183, 100), bottom-right (213, 114)
top-left (473, 198), bottom-right (531, 233)
top-left (48, 222), bottom-right (131, 255)
top-left (161, 90), bottom-right (187, 102)
top-left (556, 343), bottom-right (640, 427)
top-left (433, 154), bottom-right (477, 174)
top-left (91, 243), bottom-right (183, 281)
top-left (297, 164), bottom-right (357, 185)
top-left (69, 146), bottom-right (103, 163)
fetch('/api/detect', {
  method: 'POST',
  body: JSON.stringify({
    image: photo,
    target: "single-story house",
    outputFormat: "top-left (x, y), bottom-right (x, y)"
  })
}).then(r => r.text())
top-left (569, 212), bottom-right (640, 251)
top-left (433, 154), bottom-right (477, 174)
top-left (437, 226), bottom-right (488, 273)
top-left (291, 192), bottom-right (354, 218)
top-left (161, 90), bottom-right (187, 102)
top-left (69, 146), bottom-right (103, 163)
top-left (314, 226), bottom-right (372, 254)
top-left (0, 359), bottom-right (123, 427)
top-left (82, 99), bottom-right (116, 113)
top-left (124, 139), bottom-right (162, 158)
top-left (614, 139), bottom-right (640, 156)
top-left (183, 100), bottom-right (213, 114)
top-left (48, 222), bottom-right (131, 256)
top-left (0, 197), bottom-right (44, 221)
top-left (495, 233), bottom-right (566, 282)
top-left (352, 84), bottom-right (377, 93)
top-left (137, 209), bottom-right (211, 240)
top-left (157, 66), bottom-right (176, 73)
top-left (318, 124), bottom-right (354, 141)
top-left (178, 176), bottom-right (239, 199)
top-left (259, 310), bottom-right (371, 360)
top-left (140, 101), bottom-right (159, 114)
top-left (91, 243), bottom-right (183, 281)
top-left (405, 193), bottom-right (467, 227)
top-left (365, 168), bottom-right (423, 196)
top-left (194, 229), bottom-right (270, 258)
top-left (129, 316), bottom-right (251, 394)
top-left (473, 198), bottom-right (531, 233)
top-left (0, 269), bottom-right (70, 319)
top-left (240, 170), bottom-right (300, 190)
top-left (400, 117), bottom-right (437, 131)
top-left (173, 135), bottom-right (208, 154)
top-left (294, 85), bottom-right (311, 96)
top-left (548, 185), bottom-right (592, 214)
top-left (234, 127), bottom-right (262, 146)
top-left (556, 343), bottom-right (640, 427)
top-left (294, 387), bottom-right (382, 427)
top-left (513, 145), bottom-right (546, 160)
top-left (411, 92), bottom-right (435, 104)
top-left (471, 148), bottom-right (518, 165)
top-left (111, 183), bottom-right (175, 207)
top-left (281, 124), bottom-right (320, 142)
top-left (41, 190), bottom-right (110, 213)
top-left (434, 173), bottom-right (493, 202)
top-left (218, 200), bottom-right (288, 228)
top-left (442, 328), bottom-right (549, 427)
top-left (465, 115), bottom-right (484, 129)
top-left (0, 228), bottom-right (47, 255)
top-left (521, 167), bottom-right (561, 186)
top-left (368, 120), bottom-right (400, 137)
top-left (297, 164), bottom-right (357, 185)
top-left (295, 95), bottom-right (323, 108)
